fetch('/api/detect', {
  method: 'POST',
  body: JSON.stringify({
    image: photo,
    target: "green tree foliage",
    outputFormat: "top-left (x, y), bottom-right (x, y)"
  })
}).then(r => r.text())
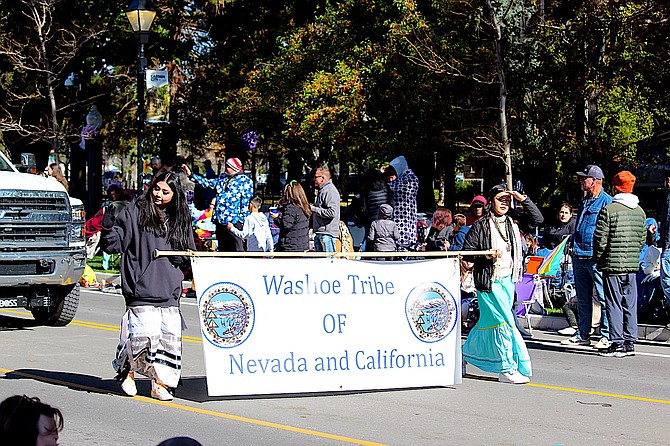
top-left (1, 0), bottom-right (669, 209)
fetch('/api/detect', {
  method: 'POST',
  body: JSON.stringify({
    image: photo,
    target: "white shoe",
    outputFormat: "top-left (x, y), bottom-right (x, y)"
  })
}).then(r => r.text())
top-left (120, 372), bottom-right (137, 396)
top-left (499, 371), bottom-right (530, 384)
top-left (151, 380), bottom-right (174, 401)
top-left (593, 337), bottom-right (611, 350)
top-left (557, 326), bottom-right (577, 336)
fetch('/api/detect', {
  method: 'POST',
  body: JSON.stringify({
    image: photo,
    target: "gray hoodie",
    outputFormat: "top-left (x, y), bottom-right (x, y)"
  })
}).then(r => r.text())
top-left (230, 211), bottom-right (274, 252)
top-left (368, 204), bottom-right (399, 252)
top-left (312, 179), bottom-right (341, 238)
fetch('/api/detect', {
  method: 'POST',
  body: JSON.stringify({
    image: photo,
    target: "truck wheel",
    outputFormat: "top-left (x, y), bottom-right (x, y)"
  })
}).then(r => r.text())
top-left (32, 284), bottom-right (80, 326)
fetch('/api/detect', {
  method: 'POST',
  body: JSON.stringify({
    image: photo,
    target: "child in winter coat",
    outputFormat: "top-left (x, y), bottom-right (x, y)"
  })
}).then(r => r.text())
top-left (227, 196), bottom-right (274, 252)
top-left (368, 204), bottom-right (400, 254)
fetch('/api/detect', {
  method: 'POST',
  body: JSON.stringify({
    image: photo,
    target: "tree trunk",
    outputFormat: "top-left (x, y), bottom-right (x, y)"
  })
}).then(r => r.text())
top-left (491, 2), bottom-right (513, 190)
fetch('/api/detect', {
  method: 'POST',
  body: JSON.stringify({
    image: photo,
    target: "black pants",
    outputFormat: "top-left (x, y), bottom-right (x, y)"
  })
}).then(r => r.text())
top-left (215, 222), bottom-right (244, 252)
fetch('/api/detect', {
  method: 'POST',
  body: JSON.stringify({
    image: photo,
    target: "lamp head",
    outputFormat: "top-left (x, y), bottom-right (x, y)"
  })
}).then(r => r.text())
top-left (125, 0), bottom-right (157, 35)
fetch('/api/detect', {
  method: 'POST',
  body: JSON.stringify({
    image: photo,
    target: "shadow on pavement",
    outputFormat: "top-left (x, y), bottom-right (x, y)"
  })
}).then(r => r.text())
top-left (176, 376), bottom-right (455, 402)
top-left (2, 368), bottom-right (123, 396)
top-left (0, 314), bottom-right (39, 331)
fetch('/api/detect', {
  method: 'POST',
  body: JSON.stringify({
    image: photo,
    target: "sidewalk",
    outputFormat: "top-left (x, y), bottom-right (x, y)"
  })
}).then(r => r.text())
top-left (522, 313), bottom-right (670, 343)
top-left (94, 273), bottom-right (670, 343)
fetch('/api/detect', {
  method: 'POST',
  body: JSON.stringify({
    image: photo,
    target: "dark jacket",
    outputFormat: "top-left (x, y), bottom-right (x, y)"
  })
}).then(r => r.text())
top-left (462, 197), bottom-right (543, 292)
top-left (361, 179), bottom-right (393, 228)
top-left (543, 216), bottom-right (576, 249)
top-left (101, 200), bottom-right (195, 308)
top-left (593, 195), bottom-right (646, 274)
top-left (426, 225), bottom-right (453, 251)
top-left (275, 203), bottom-right (310, 252)
top-left (368, 204), bottom-right (399, 252)
top-left (659, 190), bottom-right (670, 249)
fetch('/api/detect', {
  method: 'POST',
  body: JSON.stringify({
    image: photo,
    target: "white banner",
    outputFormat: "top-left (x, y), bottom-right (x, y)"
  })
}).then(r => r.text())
top-left (145, 69), bottom-right (169, 124)
top-left (192, 257), bottom-right (462, 396)
top-left (146, 69), bottom-right (168, 89)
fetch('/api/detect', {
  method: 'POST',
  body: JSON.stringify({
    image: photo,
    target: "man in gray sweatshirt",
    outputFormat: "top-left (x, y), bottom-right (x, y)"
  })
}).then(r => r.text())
top-left (311, 166), bottom-right (341, 252)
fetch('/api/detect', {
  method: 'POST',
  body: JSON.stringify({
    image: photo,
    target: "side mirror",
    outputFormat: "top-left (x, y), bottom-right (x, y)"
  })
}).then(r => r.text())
top-left (18, 153), bottom-right (38, 174)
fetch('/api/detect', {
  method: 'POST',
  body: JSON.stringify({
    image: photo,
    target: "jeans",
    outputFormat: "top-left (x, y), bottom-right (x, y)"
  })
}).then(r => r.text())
top-left (314, 234), bottom-right (336, 252)
top-left (660, 249), bottom-right (670, 306)
top-left (572, 257), bottom-right (609, 340)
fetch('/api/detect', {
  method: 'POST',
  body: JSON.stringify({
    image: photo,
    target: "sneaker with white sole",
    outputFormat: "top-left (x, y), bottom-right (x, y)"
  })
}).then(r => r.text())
top-left (593, 337), bottom-right (610, 350)
top-left (120, 372), bottom-right (137, 397)
top-left (557, 327), bottom-right (577, 336)
top-left (560, 335), bottom-right (591, 346)
top-left (151, 380), bottom-right (174, 401)
top-left (598, 342), bottom-right (625, 357)
top-left (623, 341), bottom-right (635, 357)
top-left (498, 371), bottom-right (530, 384)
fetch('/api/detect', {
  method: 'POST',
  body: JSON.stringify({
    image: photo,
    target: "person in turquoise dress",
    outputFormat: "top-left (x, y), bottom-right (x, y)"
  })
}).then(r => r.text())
top-left (461, 185), bottom-right (544, 384)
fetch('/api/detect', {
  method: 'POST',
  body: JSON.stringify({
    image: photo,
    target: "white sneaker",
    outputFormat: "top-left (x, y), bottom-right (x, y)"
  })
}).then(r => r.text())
top-left (593, 337), bottom-right (611, 350)
top-left (120, 372), bottom-right (137, 397)
top-left (557, 327), bottom-right (577, 336)
top-left (151, 380), bottom-right (174, 401)
top-left (498, 371), bottom-right (530, 384)
top-left (561, 335), bottom-right (591, 346)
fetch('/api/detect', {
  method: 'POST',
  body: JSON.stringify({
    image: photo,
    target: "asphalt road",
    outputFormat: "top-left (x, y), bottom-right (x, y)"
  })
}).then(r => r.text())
top-left (1, 288), bottom-right (669, 446)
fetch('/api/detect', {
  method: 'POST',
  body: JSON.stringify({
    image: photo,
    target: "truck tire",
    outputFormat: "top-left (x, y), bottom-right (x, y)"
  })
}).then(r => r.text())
top-left (31, 284), bottom-right (80, 326)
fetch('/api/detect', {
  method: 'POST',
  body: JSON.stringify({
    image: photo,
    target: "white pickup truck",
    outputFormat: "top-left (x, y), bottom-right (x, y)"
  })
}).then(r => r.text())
top-left (0, 150), bottom-right (86, 325)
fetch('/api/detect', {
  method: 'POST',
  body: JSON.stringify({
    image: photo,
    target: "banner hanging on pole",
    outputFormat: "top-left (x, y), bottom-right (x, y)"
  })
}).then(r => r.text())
top-left (191, 257), bottom-right (462, 397)
top-left (145, 69), bottom-right (169, 124)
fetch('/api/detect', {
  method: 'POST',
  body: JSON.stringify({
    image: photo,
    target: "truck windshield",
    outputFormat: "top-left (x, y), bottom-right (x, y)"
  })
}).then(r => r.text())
top-left (0, 155), bottom-right (14, 172)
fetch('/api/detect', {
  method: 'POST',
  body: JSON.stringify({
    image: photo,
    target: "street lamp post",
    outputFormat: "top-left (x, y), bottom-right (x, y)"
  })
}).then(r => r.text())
top-left (125, 0), bottom-right (156, 193)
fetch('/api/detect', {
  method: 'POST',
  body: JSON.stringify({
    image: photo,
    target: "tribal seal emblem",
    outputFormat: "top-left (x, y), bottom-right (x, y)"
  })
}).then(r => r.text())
top-left (200, 282), bottom-right (255, 348)
top-left (405, 282), bottom-right (458, 342)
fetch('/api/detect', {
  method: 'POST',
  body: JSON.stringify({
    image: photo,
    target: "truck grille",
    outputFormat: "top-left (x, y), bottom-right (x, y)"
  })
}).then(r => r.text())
top-left (0, 190), bottom-right (71, 247)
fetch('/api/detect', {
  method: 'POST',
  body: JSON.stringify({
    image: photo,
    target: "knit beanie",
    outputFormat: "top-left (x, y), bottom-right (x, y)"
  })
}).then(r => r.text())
top-left (470, 195), bottom-right (488, 207)
top-left (226, 157), bottom-right (243, 173)
top-left (612, 170), bottom-right (636, 194)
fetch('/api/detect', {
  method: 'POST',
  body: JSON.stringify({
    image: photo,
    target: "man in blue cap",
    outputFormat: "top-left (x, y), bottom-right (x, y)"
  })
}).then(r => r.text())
top-left (562, 164), bottom-right (613, 349)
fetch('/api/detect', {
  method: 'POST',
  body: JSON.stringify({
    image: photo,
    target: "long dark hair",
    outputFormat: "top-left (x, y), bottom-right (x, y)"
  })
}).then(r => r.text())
top-left (0, 395), bottom-right (64, 446)
top-left (137, 171), bottom-right (192, 250)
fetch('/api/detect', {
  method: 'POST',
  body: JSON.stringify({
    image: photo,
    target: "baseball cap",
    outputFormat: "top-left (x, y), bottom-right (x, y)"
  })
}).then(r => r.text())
top-left (576, 164), bottom-right (604, 180)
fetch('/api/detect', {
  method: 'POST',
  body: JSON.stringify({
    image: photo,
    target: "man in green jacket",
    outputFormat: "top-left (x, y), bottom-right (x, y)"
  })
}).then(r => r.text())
top-left (593, 171), bottom-right (646, 357)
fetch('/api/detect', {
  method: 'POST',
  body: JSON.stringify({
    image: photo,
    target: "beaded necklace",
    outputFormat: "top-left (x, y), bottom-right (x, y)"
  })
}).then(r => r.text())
top-left (492, 215), bottom-right (511, 252)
